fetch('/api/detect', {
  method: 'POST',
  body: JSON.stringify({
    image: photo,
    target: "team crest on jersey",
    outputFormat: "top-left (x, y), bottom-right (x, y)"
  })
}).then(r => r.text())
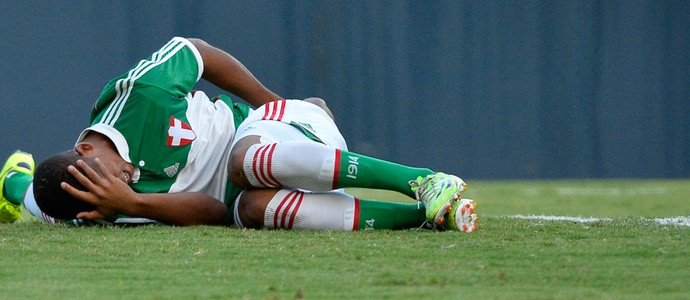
top-left (167, 117), bottom-right (196, 147)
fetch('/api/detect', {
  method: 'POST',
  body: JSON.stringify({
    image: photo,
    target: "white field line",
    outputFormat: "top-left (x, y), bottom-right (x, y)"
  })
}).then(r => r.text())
top-left (653, 217), bottom-right (690, 227)
top-left (509, 215), bottom-right (690, 227)
top-left (518, 187), bottom-right (668, 197)
top-left (511, 215), bottom-right (611, 223)
top-left (555, 187), bottom-right (667, 197)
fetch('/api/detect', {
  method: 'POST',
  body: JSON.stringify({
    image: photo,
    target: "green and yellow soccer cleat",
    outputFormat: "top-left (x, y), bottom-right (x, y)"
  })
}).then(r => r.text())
top-left (0, 150), bottom-right (35, 223)
top-left (409, 172), bottom-right (468, 225)
top-left (445, 198), bottom-right (478, 233)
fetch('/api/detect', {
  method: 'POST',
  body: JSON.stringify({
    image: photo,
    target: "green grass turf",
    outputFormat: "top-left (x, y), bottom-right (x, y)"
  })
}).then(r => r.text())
top-left (1, 180), bottom-right (689, 299)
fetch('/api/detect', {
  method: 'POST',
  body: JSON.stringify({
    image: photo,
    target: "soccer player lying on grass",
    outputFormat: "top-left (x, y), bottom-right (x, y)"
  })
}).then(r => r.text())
top-left (0, 37), bottom-right (477, 232)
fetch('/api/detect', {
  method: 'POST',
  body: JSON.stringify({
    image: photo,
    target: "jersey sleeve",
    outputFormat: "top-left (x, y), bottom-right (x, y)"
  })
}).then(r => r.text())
top-left (135, 37), bottom-right (203, 97)
top-left (91, 37), bottom-right (203, 120)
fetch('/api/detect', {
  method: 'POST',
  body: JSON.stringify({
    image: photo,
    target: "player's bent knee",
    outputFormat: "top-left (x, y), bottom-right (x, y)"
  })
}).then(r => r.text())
top-left (236, 189), bottom-right (278, 229)
top-left (228, 136), bottom-right (262, 189)
top-left (228, 151), bottom-right (249, 188)
top-left (303, 97), bottom-right (335, 120)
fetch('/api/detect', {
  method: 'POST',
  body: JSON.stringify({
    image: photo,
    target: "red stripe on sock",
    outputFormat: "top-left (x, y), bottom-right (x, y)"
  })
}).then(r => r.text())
top-left (261, 145), bottom-right (278, 187)
top-left (252, 145), bottom-right (269, 187)
top-left (352, 197), bottom-right (360, 231)
top-left (272, 194), bottom-right (283, 228)
top-left (274, 191), bottom-right (296, 228)
top-left (252, 144), bottom-right (281, 188)
top-left (259, 145), bottom-right (273, 187)
top-left (265, 143), bottom-right (281, 187)
top-left (332, 149), bottom-right (341, 189)
top-left (280, 191), bottom-right (300, 229)
top-left (287, 191), bottom-right (304, 229)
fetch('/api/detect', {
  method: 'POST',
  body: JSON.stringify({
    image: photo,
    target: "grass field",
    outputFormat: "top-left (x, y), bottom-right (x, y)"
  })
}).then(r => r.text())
top-left (1, 180), bottom-right (689, 299)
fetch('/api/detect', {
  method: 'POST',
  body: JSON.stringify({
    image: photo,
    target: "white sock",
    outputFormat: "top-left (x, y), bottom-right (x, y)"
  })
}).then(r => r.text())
top-left (264, 189), bottom-right (358, 231)
top-left (22, 183), bottom-right (57, 224)
top-left (233, 191), bottom-right (246, 228)
top-left (243, 141), bottom-right (338, 191)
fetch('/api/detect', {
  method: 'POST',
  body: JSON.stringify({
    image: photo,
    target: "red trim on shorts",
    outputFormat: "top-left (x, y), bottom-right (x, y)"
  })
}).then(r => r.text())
top-left (269, 101), bottom-right (279, 120)
top-left (261, 102), bottom-right (271, 120)
top-left (332, 149), bottom-right (341, 189)
top-left (277, 100), bottom-right (286, 121)
top-left (262, 100), bottom-right (287, 121)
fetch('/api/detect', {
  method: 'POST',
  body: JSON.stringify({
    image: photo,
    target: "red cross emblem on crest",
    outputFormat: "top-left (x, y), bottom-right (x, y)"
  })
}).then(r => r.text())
top-left (167, 117), bottom-right (196, 147)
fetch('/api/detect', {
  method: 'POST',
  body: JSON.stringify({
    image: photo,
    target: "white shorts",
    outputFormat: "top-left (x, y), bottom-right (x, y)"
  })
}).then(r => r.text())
top-left (231, 100), bottom-right (348, 150)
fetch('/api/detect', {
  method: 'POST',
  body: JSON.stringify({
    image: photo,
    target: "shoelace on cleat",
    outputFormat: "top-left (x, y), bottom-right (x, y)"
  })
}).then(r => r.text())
top-left (409, 175), bottom-right (442, 205)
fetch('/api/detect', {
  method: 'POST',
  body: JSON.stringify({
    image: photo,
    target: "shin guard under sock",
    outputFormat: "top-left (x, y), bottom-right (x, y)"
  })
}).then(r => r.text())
top-left (262, 190), bottom-right (426, 231)
top-left (244, 141), bottom-right (433, 198)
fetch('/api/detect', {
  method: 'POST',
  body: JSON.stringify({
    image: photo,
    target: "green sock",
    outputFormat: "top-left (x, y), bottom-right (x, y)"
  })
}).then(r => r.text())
top-left (336, 150), bottom-right (433, 198)
top-left (3, 172), bottom-right (32, 205)
top-left (357, 199), bottom-right (426, 230)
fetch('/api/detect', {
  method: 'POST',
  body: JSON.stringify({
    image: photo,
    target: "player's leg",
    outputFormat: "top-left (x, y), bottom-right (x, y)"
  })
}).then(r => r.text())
top-left (230, 135), bottom-right (468, 225)
top-left (230, 135), bottom-right (433, 197)
top-left (229, 99), bottom-right (471, 225)
top-left (0, 151), bottom-right (35, 222)
top-left (233, 188), bottom-right (427, 231)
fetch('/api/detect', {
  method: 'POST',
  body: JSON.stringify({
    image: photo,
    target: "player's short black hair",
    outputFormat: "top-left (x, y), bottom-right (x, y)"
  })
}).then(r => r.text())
top-left (33, 149), bottom-right (96, 220)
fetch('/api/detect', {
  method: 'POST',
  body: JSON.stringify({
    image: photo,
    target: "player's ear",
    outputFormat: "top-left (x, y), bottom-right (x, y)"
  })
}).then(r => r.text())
top-left (74, 143), bottom-right (94, 155)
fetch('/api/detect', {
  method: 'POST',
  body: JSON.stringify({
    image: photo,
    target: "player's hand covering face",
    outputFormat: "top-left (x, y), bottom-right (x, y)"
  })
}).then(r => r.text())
top-left (61, 158), bottom-right (139, 220)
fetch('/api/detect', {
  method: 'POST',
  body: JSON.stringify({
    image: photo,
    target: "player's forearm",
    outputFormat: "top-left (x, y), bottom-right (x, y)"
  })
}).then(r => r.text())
top-left (130, 192), bottom-right (228, 226)
top-left (188, 38), bottom-right (281, 107)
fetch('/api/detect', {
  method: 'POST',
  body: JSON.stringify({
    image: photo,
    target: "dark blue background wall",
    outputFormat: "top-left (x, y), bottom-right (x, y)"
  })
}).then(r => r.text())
top-left (1, 1), bottom-right (688, 179)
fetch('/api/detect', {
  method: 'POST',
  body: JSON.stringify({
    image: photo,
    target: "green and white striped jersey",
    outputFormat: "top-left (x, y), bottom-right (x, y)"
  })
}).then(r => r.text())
top-left (76, 37), bottom-right (250, 205)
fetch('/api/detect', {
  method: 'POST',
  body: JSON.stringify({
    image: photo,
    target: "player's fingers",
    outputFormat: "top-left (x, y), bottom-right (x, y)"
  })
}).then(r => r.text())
top-left (66, 164), bottom-right (99, 191)
top-left (93, 158), bottom-right (115, 180)
top-left (76, 159), bottom-right (103, 183)
top-left (76, 210), bottom-right (105, 220)
top-left (60, 181), bottom-right (97, 203)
